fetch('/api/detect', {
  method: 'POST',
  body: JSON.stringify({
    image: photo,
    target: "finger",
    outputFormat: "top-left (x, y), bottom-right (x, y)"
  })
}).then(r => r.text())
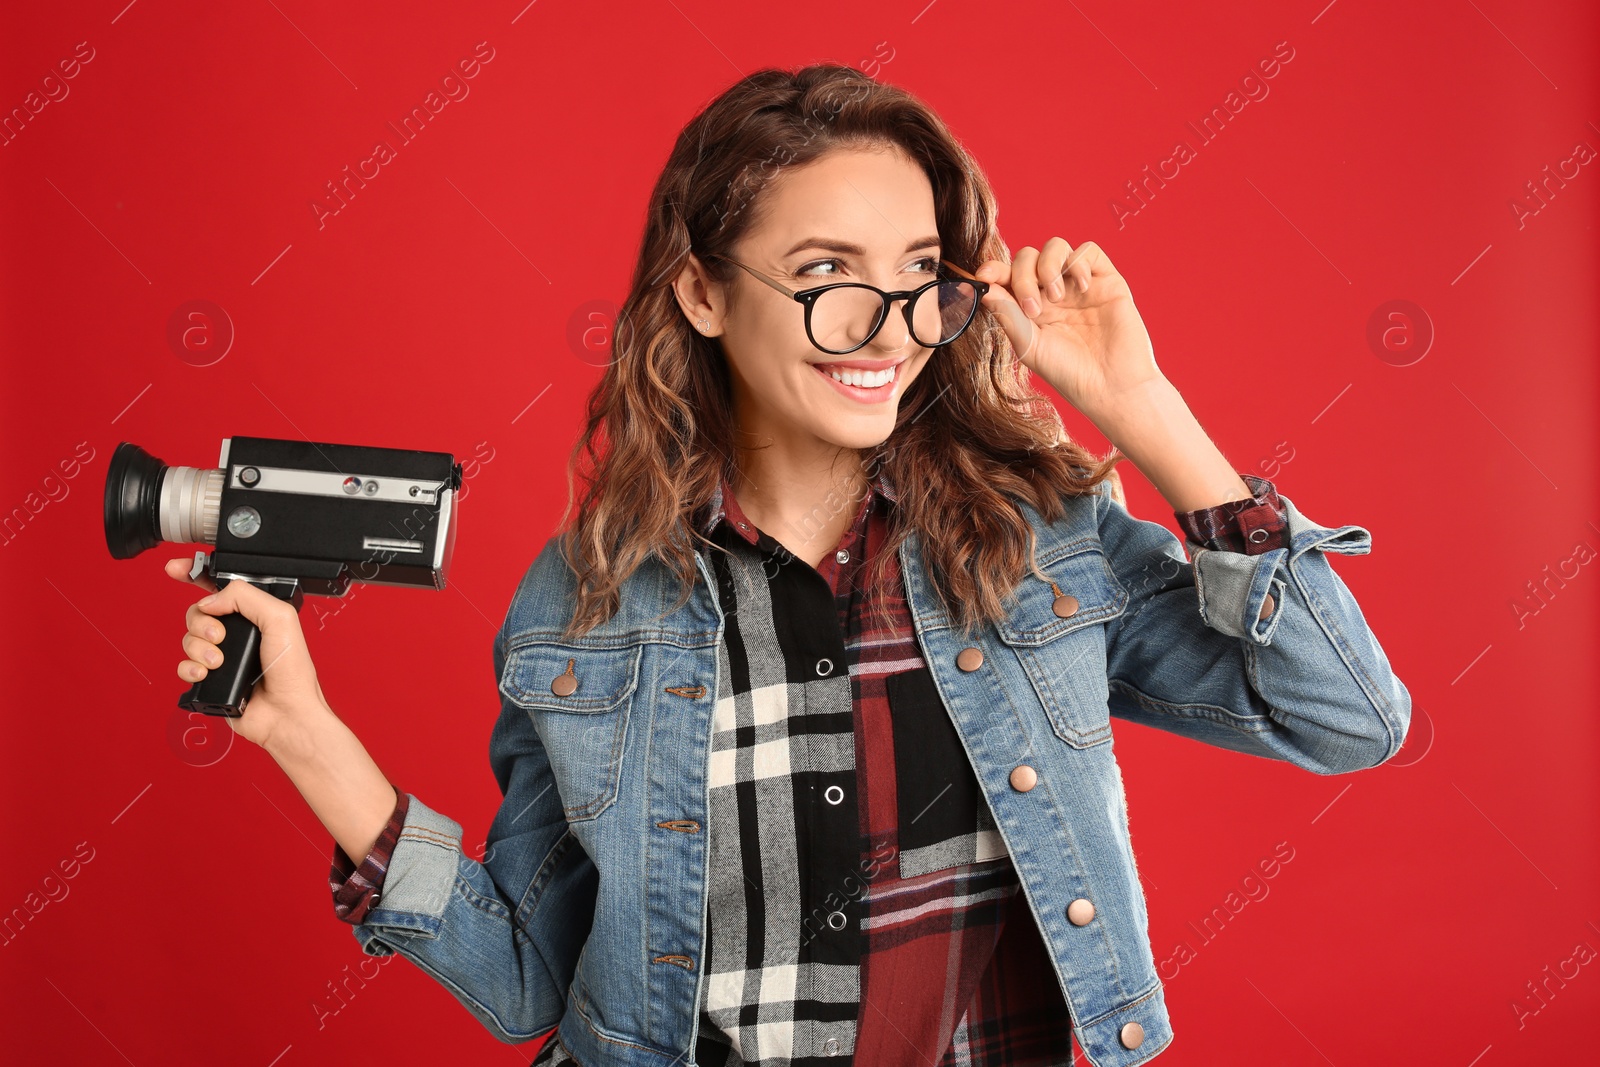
top-left (1066, 241), bottom-right (1101, 293)
top-left (178, 657), bottom-right (208, 683)
top-left (166, 556), bottom-right (218, 594)
top-left (978, 278), bottom-right (1041, 365)
top-left (975, 259), bottom-right (1011, 288)
top-left (186, 604), bottom-right (225, 642)
top-left (1039, 237), bottom-right (1074, 302)
top-left (183, 632), bottom-right (223, 669)
top-left (195, 578), bottom-right (290, 631)
top-left (1010, 246), bottom-right (1043, 318)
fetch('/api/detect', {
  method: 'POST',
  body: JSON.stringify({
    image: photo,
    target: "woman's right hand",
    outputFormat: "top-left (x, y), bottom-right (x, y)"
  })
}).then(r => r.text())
top-left (166, 557), bottom-right (328, 751)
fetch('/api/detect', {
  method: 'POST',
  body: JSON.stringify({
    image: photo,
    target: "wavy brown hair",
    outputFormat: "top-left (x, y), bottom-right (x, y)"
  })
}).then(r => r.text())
top-left (555, 62), bottom-right (1124, 642)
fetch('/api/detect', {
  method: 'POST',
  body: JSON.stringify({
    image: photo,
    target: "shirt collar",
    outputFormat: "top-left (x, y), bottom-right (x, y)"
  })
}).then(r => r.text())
top-left (698, 465), bottom-right (899, 542)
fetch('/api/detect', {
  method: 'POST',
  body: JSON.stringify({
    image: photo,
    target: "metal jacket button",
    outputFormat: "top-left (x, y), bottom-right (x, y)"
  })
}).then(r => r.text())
top-left (1052, 594), bottom-right (1079, 618)
top-left (551, 658), bottom-right (578, 696)
top-left (1066, 898), bottom-right (1095, 925)
top-left (1120, 1021), bottom-right (1145, 1048)
top-left (1009, 765), bottom-right (1037, 792)
top-left (957, 647), bottom-right (984, 671)
top-left (1259, 593), bottom-right (1276, 621)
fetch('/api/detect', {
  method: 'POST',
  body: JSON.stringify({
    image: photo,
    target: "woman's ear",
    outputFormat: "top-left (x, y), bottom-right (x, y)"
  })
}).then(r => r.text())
top-left (672, 252), bottom-right (721, 335)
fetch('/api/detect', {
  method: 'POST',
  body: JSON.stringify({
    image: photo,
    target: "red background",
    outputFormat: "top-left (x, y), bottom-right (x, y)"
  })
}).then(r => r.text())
top-left (3, 1), bottom-right (1596, 1063)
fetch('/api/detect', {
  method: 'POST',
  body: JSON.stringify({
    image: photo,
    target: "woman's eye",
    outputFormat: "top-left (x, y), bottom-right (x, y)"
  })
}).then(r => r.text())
top-left (796, 259), bottom-right (842, 277)
top-left (796, 256), bottom-right (941, 279)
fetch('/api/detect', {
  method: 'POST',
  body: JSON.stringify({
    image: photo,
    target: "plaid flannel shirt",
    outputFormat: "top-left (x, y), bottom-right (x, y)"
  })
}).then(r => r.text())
top-left (332, 471), bottom-right (1287, 1066)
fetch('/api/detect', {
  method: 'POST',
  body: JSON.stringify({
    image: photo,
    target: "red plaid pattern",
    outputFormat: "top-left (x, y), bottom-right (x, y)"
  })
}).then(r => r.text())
top-left (1173, 473), bottom-right (1287, 555)
top-left (330, 784), bottom-right (408, 925)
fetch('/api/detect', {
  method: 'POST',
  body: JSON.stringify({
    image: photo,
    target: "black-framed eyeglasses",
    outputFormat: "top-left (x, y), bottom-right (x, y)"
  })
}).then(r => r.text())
top-left (701, 253), bottom-right (991, 356)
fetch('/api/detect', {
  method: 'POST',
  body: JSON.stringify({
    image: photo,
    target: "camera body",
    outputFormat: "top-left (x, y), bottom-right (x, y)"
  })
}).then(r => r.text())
top-left (105, 435), bottom-right (464, 716)
top-left (196, 435), bottom-right (460, 595)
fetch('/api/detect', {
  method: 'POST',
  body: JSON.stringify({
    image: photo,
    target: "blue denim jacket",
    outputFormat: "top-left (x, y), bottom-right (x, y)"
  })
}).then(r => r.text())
top-left (344, 478), bottom-right (1410, 1067)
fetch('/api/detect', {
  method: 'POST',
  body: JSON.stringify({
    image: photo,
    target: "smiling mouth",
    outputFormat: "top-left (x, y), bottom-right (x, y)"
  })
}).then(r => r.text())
top-left (817, 362), bottom-right (897, 388)
top-left (807, 358), bottom-right (906, 404)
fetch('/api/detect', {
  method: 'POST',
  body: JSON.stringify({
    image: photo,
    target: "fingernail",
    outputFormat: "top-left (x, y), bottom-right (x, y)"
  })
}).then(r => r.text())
top-left (198, 594), bottom-right (216, 606)
top-left (1046, 281), bottom-right (1064, 301)
top-left (1022, 297), bottom-right (1041, 316)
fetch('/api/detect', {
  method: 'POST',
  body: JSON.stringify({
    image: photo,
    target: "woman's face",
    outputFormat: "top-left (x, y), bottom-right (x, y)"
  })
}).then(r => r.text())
top-left (688, 145), bottom-right (942, 456)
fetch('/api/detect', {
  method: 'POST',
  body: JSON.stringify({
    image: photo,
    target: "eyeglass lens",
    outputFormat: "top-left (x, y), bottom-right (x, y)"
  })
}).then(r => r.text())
top-left (810, 280), bottom-right (979, 354)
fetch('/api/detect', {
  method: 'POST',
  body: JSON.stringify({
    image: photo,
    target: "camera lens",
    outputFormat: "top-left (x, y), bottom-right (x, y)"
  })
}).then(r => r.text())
top-left (104, 442), bottom-right (224, 558)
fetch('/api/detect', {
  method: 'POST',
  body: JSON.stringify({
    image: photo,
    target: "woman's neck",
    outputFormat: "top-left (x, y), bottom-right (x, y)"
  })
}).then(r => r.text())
top-left (728, 446), bottom-right (869, 569)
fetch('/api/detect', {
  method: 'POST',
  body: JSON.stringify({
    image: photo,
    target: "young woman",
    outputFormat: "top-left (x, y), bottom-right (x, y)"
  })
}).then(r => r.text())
top-left (168, 64), bottom-right (1410, 1067)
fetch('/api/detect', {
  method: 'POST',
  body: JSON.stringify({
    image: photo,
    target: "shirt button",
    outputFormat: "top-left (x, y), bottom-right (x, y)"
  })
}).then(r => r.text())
top-left (1009, 765), bottom-right (1038, 792)
top-left (824, 785), bottom-right (845, 805)
top-left (824, 1037), bottom-right (840, 1055)
top-left (956, 647), bottom-right (984, 671)
top-left (836, 549), bottom-right (850, 564)
top-left (826, 910), bottom-right (847, 930)
top-left (815, 658), bottom-right (833, 676)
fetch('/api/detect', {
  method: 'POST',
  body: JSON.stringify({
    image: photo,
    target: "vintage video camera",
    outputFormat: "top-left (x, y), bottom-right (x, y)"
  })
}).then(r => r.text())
top-left (104, 436), bottom-right (462, 717)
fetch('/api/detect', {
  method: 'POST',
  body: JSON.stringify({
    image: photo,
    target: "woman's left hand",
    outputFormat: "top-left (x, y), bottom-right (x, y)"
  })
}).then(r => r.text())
top-left (974, 239), bottom-right (1162, 422)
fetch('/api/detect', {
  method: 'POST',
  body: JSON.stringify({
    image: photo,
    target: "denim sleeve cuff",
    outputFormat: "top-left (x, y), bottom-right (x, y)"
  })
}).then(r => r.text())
top-left (330, 785), bottom-right (408, 925)
top-left (1187, 492), bottom-right (1372, 645)
top-left (348, 794), bottom-right (465, 949)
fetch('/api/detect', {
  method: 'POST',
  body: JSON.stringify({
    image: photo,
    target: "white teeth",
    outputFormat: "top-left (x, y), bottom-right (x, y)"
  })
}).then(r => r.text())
top-left (825, 364), bottom-right (894, 388)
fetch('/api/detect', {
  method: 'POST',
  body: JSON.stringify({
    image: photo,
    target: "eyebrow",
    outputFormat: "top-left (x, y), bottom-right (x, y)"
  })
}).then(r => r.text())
top-left (781, 235), bottom-right (942, 258)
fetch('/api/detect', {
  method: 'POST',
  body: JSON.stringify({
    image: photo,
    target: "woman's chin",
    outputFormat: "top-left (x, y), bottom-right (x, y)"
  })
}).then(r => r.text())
top-left (806, 417), bottom-right (899, 453)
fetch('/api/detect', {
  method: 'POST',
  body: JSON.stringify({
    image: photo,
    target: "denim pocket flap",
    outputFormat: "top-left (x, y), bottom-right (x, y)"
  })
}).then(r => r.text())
top-left (994, 542), bottom-right (1128, 647)
top-left (501, 642), bottom-right (642, 714)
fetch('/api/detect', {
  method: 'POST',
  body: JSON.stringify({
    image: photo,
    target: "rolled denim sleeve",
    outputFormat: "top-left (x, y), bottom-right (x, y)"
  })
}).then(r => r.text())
top-left (1098, 478), bottom-right (1412, 774)
top-left (338, 623), bottom-right (595, 1043)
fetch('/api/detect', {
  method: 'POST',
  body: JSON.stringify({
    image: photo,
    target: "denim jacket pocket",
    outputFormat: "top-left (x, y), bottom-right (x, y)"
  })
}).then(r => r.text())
top-left (995, 541), bottom-right (1128, 750)
top-left (500, 640), bottom-right (641, 821)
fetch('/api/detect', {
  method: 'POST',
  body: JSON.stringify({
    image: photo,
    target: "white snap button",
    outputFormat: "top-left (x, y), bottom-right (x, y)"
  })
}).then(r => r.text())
top-left (835, 549), bottom-right (849, 564)
top-left (826, 910), bottom-right (846, 930)
top-left (824, 785), bottom-right (844, 805)
top-left (824, 1037), bottom-right (840, 1055)
top-left (816, 658), bottom-right (833, 676)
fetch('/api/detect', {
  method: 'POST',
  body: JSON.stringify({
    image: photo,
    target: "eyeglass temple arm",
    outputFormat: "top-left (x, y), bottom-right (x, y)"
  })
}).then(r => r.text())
top-left (703, 253), bottom-right (799, 298)
top-left (938, 258), bottom-right (984, 283)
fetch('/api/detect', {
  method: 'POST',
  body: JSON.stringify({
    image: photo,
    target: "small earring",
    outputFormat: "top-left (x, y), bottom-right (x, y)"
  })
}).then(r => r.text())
top-left (698, 320), bottom-right (711, 333)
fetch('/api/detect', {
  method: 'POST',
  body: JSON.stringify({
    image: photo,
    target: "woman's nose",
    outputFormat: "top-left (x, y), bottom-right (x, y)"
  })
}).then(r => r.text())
top-left (872, 303), bottom-right (915, 352)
